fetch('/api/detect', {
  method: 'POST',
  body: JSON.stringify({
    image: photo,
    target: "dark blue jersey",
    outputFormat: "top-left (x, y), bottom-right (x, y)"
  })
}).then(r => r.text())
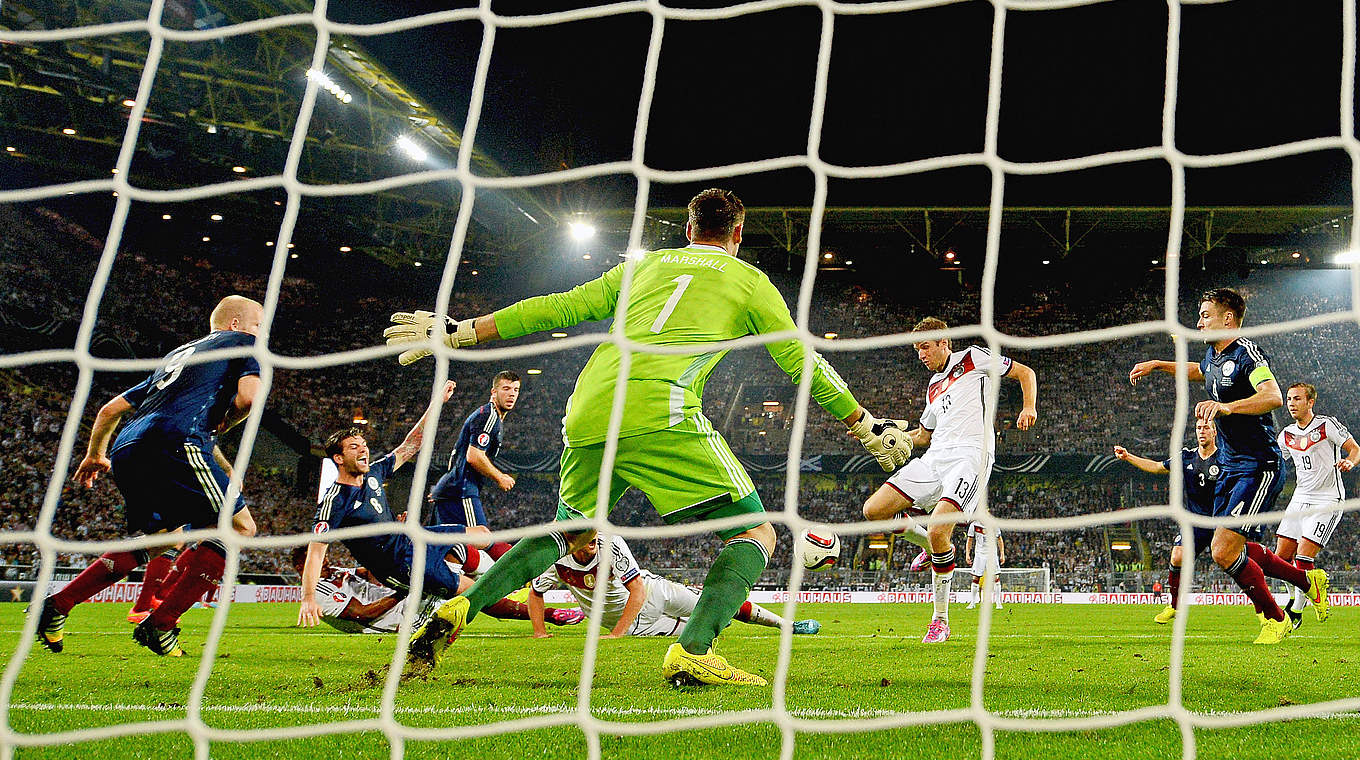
top-left (1200, 338), bottom-right (1281, 469)
top-left (1162, 448), bottom-right (1221, 516)
top-left (429, 402), bottom-right (503, 500)
top-left (112, 331), bottom-right (260, 454)
top-left (313, 453), bottom-right (400, 576)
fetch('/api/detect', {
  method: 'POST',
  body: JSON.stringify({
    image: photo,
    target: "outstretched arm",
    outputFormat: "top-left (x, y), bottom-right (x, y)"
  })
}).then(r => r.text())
top-left (603, 576), bottom-right (648, 639)
top-left (1130, 360), bottom-right (1204, 384)
top-left (391, 380), bottom-right (457, 470)
top-left (1112, 445), bottom-right (1171, 475)
top-left (298, 542), bottom-right (328, 627)
top-left (527, 589), bottom-right (551, 639)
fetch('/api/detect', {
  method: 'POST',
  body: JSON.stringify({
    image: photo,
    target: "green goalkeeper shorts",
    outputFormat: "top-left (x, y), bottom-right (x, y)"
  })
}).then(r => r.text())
top-left (555, 414), bottom-right (765, 541)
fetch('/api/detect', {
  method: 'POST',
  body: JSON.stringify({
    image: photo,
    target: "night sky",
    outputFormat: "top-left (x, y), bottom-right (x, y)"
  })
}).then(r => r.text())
top-left (325, 0), bottom-right (1356, 210)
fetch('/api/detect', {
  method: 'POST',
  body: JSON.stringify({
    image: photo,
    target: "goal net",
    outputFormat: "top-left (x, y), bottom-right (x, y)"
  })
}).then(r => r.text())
top-left (3, 1), bottom-right (1360, 759)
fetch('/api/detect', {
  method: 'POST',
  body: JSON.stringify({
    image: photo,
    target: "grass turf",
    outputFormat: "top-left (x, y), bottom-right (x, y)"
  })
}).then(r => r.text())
top-left (2, 601), bottom-right (1356, 759)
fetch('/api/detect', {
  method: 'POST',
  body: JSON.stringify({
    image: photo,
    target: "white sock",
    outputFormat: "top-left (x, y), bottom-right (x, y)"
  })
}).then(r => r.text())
top-left (970, 583), bottom-right (980, 604)
top-left (897, 516), bottom-right (931, 549)
top-left (740, 601), bottom-right (786, 629)
top-left (933, 570), bottom-right (953, 621)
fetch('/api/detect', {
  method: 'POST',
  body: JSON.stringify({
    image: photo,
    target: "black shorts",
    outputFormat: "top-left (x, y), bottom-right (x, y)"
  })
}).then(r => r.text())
top-left (111, 441), bottom-right (246, 534)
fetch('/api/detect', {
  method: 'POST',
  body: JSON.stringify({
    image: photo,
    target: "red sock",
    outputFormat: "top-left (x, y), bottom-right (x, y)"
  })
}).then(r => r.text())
top-left (734, 600), bottom-right (753, 623)
top-left (1294, 555), bottom-right (1315, 572)
top-left (458, 548), bottom-right (481, 574)
top-left (487, 542), bottom-right (513, 561)
top-left (132, 552), bottom-right (176, 613)
top-left (1227, 555), bottom-right (1283, 621)
top-left (1245, 542), bottom-right (1309, 591)
top-left (51, 551), bottom-right (145, 614)
top-left (1167, 566), bottom-right (1181, 609)
top-left (150, 545), bottom-right (224, 631)
top-left (484, 597), bottom-right (529, 620)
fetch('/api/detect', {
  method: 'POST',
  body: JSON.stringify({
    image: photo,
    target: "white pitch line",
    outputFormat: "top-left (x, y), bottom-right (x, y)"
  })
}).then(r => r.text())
top-left (6, 703), bottom-right (1359, 723)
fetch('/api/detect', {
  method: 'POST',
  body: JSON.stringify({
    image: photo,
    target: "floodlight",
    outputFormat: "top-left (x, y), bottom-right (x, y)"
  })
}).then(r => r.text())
top-left (1336, 250), bottom-right (1360, 265)
top-left (569, 222), bottom-right (596, 241)
top-left (395, 135), bottom-right (428, 162)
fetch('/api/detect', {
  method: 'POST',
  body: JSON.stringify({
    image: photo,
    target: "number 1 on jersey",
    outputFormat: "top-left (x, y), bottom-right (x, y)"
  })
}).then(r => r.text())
top-left (650, 274), bottom-right (693, 333)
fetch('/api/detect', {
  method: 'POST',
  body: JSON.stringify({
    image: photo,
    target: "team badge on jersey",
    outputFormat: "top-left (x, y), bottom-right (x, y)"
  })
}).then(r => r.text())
top-left (1221, 360), bottom-right (1235, 376)
top-left (1208, 465), bottom-right (1220, 477)
top-left (1311, 430), bottom-right (1323, 443)
top-left (477, 432), bottom-right (491, 448)
top-left (367, 476), bottom-right (380, 490)
top-left (313, 523), bottom-right (329, 534)
top-left (583, 573), bottom-right (595, 589)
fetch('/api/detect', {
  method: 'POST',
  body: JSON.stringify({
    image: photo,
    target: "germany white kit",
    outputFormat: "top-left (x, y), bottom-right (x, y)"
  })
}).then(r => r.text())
top-left (531, 536), bottom-right (704, 636)
top-left (888, 346), bottom-right (1011, 514)
top-left (967, 521), bottom-right (1002, 578)
top-left (1277, 415), bottom-right (1354, 546)
top-left (315, 569), bottom-right (438, 634)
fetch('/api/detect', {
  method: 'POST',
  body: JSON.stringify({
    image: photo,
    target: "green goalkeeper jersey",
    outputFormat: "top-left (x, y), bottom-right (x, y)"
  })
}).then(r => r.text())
top-left (493, 243), bottom-right (859, 447)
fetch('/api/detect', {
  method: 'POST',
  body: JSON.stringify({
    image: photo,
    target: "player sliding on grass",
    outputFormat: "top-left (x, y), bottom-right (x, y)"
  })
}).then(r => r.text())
top-left (384, 188), bottom-right (911, 686)
top-left (1129, 287), bottom-right (1328, 644)
top-left (1114, 417), bottom-right (1221, 624)
top-left (859, 317), bottom-right (1038, 643)
top-left (527, 535), bottom-right (819, 639)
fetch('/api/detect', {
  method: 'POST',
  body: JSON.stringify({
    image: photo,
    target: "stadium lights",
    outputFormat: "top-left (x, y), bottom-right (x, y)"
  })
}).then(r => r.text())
top-left (305, 68), bottom-right (354, 104)
top-left (265, 241), bottom-right (274, 246)
top-left (762, 401), bottom-right (780, 407)
top-left (1335, 250), bottom-right (1360, 265)
top-left (414, 261), bottom-right (423, 267)
top-left (206, 124), bottom-right (217, 134)
top-left (526, 368), bottom-right (543, 375)
top-left (232, 166), bottom-right (247, 173)
top-left (822, 253), bottom-right (833, 260)
top-left (868, 541), bottom-right (889, 550)
top-left (845, 260), bottom-right (854, 266)
top-left (944, 250), bottom-right (956, 261)
top-left (551, 332), bottom-right (568, 338)
top-left (161, 214), bottom-right (172, 220)
top-left (1041, 260), bottom-right (1051, 265)
top-left (210, 214), bottom-right (223, 221)
top-left (582, 254), bottom-right (592, 260)
top-left (286, 243), bottom-right (295, 248)
top-left (395, 135), bottom-right (428, 162)
top-left (824, 332), bottom-right (838, 339)
top-left (1291, 251), bottom-right (1301, 259)
top-left (471, 270), bottom-right (479, 275)
top-left (201, 236), bottom-right (211, 242)
top-left (5, 146), bottom-right (14, 152)
top-left (290, 253), bottom-right (299, 259)
top-left (569, 222), bottom-right (596, 241)
top-left (1151, 259), bottom-right (1159, 265)
top-left (110, 168), bottom-right (118, 174)
top-left (1111, 541), bottom-right (1132, 551)
top-left (62, 128), bottom-right (76, 135)
top-left (339, 246), bottom-right (351, 252)
top-left (1259, 259), bottom-right (1268, 265)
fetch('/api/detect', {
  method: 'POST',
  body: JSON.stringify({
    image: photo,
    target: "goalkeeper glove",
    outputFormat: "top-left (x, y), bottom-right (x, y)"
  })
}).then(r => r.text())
top-left (383, 310), bottom-right (478, 365)
top-left (849, 411), bottom-right (913, 472)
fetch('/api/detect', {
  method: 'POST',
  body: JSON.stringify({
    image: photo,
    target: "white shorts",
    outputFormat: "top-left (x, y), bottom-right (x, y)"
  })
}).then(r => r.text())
top-left (1277, 495), bottom-right (1343, 547)
top-left (629, 578), bottom-right (701, 637)
top-left (887, 447), bottom-right (993, 516)
top-left (970, 550), bottom-right (999, 579)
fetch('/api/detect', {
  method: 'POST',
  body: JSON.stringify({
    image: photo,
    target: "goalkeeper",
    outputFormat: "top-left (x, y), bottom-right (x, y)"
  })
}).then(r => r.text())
top-left (384, 188), bottom-right (911, 686)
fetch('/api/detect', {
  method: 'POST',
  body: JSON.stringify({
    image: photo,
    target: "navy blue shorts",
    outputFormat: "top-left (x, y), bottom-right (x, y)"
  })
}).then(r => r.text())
top-left (432, 491), bottom-right (487, 528)
top-left (1213, 459), bottom-right (1285, 542)
top-left (1173, 526), bottom-right (1214, 555)
top-left (387, 524), bottom-right (469, 598)
top-left (111, 441), bottom-right (247, 534)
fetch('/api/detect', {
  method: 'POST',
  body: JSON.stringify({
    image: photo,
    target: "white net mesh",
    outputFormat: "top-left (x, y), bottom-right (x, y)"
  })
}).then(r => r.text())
top-left (3, 1), bottom-right (1360, 759)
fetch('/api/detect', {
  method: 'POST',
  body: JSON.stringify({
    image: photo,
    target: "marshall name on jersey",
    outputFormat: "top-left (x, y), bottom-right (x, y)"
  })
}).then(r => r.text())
top-left (1279, 416), bottom-right (1353, 500)
top-left (922, 346), bottom-right (1012, 454)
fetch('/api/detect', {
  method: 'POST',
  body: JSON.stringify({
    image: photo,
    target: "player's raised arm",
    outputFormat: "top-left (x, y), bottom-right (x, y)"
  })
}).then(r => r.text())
top-left (1005, 359), bottom-right (1039, 430)
top-left (391, 380), bottom-right (457, 469)
top-left (298, 541), bottom-right (329, 627)
top-left (1339, 437), bottom-right (1360, 473)
top-left (74, 394), bottom-right (135, 488)
top-left (1129, 360), bottom-right (1204, 384)
top-left (1112, 445), bottom-right (1170, 475)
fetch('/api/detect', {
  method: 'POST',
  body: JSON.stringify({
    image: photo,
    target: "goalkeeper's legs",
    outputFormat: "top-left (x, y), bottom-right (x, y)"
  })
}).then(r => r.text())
top-left (677, 514), bottom-right (773, 657)
top-left (461, 529), bottom-right (578, 622)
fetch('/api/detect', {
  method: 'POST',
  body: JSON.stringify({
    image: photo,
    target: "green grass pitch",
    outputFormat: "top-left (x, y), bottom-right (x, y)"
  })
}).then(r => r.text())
top-left (2, 602), bottom-right (1356, 759)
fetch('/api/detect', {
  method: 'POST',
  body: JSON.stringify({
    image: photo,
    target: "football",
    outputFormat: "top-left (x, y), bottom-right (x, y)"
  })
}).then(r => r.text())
top-left (798, 528), bottom-right (841, 571)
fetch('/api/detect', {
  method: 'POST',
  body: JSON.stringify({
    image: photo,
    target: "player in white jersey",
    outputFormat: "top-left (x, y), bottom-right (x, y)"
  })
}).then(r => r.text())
top-left (528, 536), bottom-right (820, 639)
top-left (862, 317), bottom-right (1038, 643)
top-left (1275, 383), bottom-right (1359, 628)
top-left (964, 522), bottom-right (1005, 610)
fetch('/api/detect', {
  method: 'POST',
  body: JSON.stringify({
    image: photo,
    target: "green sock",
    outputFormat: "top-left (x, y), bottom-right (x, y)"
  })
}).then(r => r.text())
top-left (462, 531), bottom-right (569, 623)
top-left (677, 537), bottom-right (769, 655)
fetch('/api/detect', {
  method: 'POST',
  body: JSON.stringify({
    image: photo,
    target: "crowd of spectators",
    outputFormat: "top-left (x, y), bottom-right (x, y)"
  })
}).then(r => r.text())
top-left (4, 204), bottom-right (1360, 592)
